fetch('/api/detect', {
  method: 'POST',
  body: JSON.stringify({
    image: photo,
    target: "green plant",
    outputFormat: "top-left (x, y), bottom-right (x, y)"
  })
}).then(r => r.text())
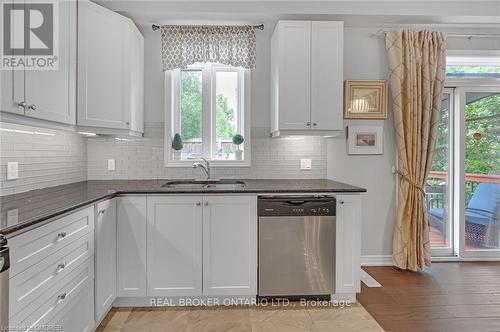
top-left (171, 133), bottom-right (183, 151)
top-left (232, 134), bottom-right (244, 146)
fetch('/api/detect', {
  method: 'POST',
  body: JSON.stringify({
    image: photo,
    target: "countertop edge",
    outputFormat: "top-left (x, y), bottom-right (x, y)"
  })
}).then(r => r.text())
top-left (2, 186), bottom-right (366, 236)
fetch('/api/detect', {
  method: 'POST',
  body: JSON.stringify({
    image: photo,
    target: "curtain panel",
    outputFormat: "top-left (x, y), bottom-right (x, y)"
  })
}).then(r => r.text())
top-left (386, 30), bottom-right (446, 271)
top-left (160, 25), bottom-right (257, 71)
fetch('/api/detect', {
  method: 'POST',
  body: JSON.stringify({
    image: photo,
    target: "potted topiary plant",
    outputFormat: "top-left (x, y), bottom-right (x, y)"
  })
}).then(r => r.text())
top-left (171, 133), bottom-right (183, 160)
top-left (232, 134), bottom-right (244, 160)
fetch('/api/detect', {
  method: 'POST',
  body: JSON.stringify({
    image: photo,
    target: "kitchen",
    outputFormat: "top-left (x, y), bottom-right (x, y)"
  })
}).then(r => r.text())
top-left (1, 0), bottom-right (499, 331)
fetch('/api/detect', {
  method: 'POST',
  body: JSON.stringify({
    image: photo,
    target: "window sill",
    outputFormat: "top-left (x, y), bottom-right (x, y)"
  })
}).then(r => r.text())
top-left (164, 159), bottom-right (251, 168)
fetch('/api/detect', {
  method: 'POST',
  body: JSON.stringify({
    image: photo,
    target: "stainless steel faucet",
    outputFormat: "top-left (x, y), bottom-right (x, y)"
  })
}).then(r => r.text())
top-left (192, 157), bottom-right (210, 179)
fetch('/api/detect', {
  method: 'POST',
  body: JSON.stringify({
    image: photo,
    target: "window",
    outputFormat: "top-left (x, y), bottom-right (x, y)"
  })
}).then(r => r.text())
top-left (166, 63), bottom-right (250, 165)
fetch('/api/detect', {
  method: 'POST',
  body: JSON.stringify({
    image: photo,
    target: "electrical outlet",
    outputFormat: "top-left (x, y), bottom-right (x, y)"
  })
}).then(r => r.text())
top-left (107, 159), bottom-right (116, 171)
top-left (300, 158), bottom-right (312, 170)
top-left (7, 162), bottom-right (19, 180)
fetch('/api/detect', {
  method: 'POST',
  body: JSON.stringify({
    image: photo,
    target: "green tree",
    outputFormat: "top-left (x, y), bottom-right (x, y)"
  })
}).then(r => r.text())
top-left (216, 94), bottom-right (236, 140)
top-left (180, 70), bottom-right (237, 141)
top-left (180, 71), bottom-right (203, 140)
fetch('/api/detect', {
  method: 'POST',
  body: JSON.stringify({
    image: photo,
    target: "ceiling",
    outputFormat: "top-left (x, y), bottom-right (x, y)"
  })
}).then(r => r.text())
top-left (94, 0), bottom-right (500, 30)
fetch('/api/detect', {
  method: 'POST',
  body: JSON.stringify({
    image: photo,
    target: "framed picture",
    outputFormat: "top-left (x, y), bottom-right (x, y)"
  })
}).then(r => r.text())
top-left (344, 80), bottom-right (388, 119)
top-left (347, 125), bottom-right (383, 155)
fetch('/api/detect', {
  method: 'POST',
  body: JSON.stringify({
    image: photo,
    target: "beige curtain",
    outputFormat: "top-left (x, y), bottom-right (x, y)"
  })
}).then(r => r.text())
top-left (386, 30), bottom-right (446, 271)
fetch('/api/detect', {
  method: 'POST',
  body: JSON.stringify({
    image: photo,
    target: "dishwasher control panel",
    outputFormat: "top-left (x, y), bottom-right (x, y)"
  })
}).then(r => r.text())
top-left (258, 196), bottom-right (336, 216)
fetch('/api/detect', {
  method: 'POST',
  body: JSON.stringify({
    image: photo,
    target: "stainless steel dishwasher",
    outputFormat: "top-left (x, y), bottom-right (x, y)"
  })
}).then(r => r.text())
top-left (258, 196), bottom-right (335, 297)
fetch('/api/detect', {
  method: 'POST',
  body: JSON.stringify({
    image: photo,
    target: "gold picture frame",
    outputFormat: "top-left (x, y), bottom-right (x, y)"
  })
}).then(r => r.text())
top-left (344, 80), bottom-right (388, 119)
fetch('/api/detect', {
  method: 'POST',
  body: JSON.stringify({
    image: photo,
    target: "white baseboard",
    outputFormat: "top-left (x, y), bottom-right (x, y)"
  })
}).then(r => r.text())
top-left (361, 255), bottom-right (393, 266)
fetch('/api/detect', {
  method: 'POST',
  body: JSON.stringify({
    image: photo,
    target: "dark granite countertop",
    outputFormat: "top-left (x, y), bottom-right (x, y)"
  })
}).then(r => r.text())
top-left (0, 179), bottom-right (366, 236)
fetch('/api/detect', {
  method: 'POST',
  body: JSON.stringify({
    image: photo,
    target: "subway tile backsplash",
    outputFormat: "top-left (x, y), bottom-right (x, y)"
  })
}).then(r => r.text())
top-left (87, 123), bottom-right (327, 180)
top-left (0, 122), bottom-right (87, 196)
top-left (0, 121), bottom-right (327, 196)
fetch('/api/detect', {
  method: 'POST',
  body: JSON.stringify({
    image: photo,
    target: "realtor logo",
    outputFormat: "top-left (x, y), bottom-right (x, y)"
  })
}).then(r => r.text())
top-left (1, 0), bottom-right (59, 70)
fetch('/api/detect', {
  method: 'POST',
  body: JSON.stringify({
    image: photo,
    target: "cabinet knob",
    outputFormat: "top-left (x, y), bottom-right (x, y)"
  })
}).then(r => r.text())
top-left (204, 201), bottom-right (209, 206)
top-left (195, 202), bottom-right (201, 206)
top-left (339, 200), bottom-right (344, 205)
top-left (57, 293), bottom-right (67, 301)
top-left (125, 122), bottom-right (130, 126)
top-left (97, 209), bottom-right (106, 216)
top-left (306, 122), bottom-right (311, 127)
top-left (27, 104), bottom-right (37, 111)
top-left (17, 101), bottom-right (27, 109)
top-left (57, 231), bottom-right (67, 239)
top-left (57, 262), bottom-right (66, 270)
top-left (312, 123), bottom-right (317, 127)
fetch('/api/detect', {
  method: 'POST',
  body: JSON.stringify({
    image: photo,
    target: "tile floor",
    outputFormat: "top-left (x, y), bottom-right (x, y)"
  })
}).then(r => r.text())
top-left (97, 302), bottom-right (384, 332)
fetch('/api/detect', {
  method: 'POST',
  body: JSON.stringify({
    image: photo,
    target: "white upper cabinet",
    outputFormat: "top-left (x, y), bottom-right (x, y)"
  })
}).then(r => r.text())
top-left (77, 0), bottom-right (144, 136)
top-left (1, 0), bottom-right (77, 125)
top-left (271, 20), bottom-right (344, 136)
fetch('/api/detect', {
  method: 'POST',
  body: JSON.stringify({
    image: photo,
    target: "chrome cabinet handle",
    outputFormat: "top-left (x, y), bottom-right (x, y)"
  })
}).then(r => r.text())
top-left (204, 201), bottom-right (209, 206)
top-left (57, 262), bottom-right (66, 270)
top-left (57, 231), bottom-right (67, 239)
top-left (27, 104), bottom-right (37, 111)
top-left (195, 202), bottom-right (201, 206)
top-left (97, 209), bottom-right (106, 216)
top-left (17, 101), bottom-right (27, 109)
top-left (57, 293), bottom-right (67, 301)
top-left (306, 121), bottom-right (311, 126)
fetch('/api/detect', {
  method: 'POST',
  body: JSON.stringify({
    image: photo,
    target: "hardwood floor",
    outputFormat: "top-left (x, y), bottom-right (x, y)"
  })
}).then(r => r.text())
top-left (358, 262), bottom-right (500, 332)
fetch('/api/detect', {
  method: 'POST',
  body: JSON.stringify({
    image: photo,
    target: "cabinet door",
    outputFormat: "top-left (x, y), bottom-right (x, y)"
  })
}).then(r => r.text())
top-left (203, 196), bottom-right (257, 296)
top-left (95, 199), bottom-right (116, 322)
top-left (277, 21), bottom-right (311, 130)
top-left (147, 196), bottom-right (203, 296)
top-left (0, 0), bottom-right (25, 115)
top-left (23, 0), bottom-right (76, 124)
top-left (335, 194), bottom-right (361, 294)
top-left (128, 25), bottom-right (144, 134)
top-left (311, 21), bottom-right (343, 131)
top-left (117, 196), bottom-right (147, 297)
top-left (49, 282), bottom-right (94, 332)
top-left (77, 0), bottom-right (130, 129)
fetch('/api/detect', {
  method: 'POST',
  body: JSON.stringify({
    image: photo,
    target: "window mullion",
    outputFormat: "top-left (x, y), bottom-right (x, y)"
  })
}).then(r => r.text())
top-left (202, 64), bottom-right (212, 159)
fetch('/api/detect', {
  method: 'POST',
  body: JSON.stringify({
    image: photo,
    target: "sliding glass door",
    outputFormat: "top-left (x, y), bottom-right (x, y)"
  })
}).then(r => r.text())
top-left (427, 89), bottom-right (454, 256)
top-left (459, 88), bottom-right (500, 258)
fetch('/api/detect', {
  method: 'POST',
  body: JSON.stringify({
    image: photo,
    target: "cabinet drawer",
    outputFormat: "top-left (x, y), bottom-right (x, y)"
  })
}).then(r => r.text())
top-left (10, 257), bottom-right (94, 329)
top-left (9, 207), bottom-right (94, 277)
top-left (49, 281), bottom-right (94, 332)
top-left (10, 232), bottom-right (94, 316)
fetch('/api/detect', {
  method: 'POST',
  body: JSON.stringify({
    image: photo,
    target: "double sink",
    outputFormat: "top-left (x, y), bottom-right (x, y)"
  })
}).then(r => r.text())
top-left (161, 179), bottom-right (246, 190)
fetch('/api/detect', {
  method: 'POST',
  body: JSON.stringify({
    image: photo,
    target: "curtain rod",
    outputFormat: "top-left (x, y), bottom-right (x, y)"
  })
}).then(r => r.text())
top-left (374, 29), bottom-right (500, 39)
top-left (152, 24), bottom-right (264, 31)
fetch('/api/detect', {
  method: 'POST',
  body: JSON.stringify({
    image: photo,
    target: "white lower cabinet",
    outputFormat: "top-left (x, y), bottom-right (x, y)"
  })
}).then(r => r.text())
top-left (49, 281), bottom-right (94, 332)
top-left (147, 196), bottom-right (203, 296)
top-left (202, 196), bottom-right (257, 296)
top-left (95, 199), bottom-right (117, 322)
top-left (145, 195), bottom-right (257, 297)
top-left (116, 196), bottom-right (147, 297)
top-left (335, 194), bottom-right (361, 294)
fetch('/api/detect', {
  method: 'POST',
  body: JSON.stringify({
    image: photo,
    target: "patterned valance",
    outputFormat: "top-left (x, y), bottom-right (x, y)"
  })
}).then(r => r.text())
top-left (160, 25), bottom-right (257, 71)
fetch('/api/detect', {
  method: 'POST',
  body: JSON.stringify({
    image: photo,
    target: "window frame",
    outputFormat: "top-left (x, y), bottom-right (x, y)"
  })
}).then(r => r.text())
top-left (164, 63), bottom-right (251, 167)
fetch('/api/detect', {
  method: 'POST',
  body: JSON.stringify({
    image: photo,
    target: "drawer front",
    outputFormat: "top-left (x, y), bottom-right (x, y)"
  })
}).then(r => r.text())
top-left (10, 232), bottom-right (94, 316)
top-left (10, 257), bottom-right (94, 329)
top-left (49, 282), bottom-right (94, 332)
top-left (9, 207), bottom-right (94, 277)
